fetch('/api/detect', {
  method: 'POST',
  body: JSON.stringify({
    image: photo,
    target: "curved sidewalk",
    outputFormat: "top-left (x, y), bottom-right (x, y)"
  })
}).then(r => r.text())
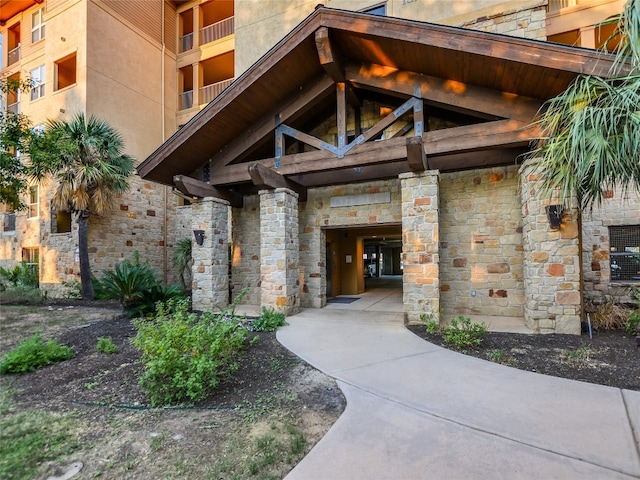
top-left (277, 309), bottom-right (640, 479)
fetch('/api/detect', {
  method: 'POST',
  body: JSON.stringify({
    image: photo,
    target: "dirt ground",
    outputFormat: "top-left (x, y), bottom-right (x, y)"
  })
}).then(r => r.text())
top-left (407, 325), bottom-right (640, 391)
top-left (0, 303), bottom-right (346, 479)
top-left (2, 303), bottom-right (638, 479)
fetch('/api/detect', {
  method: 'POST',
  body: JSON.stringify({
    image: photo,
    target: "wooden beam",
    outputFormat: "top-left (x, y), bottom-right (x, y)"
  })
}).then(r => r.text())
top-left (406, 136), bottom-right (428, 172)
top-left (337, 83), bottom-right (347, 148)
top-left (173, 175), bottom-right (243, 208)
top-left (248, 163), bottom-right (308, 201)
top-left (320, 9), bottom-right (619, 77)
top-left (211, 120), bottom-right (538, 186)
top-left (346, 63), bottom-right (541, 122)
top-left (209, 75), bottom-right (335, 170)
top-left (315, 26), bottom-right (361, 107)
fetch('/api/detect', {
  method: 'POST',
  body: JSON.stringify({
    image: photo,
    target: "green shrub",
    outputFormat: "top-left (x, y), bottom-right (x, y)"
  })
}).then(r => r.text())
top-left (252, 307), bottom-right (285, 332)
top-left (420, 313), bottom-right (440, 333)
top-left (94, 253), bottom-right (185, 317)
top-left (625, 309), bottom-right (640, 335)
top-left (173, 238), bottom-right (192, 290)
top-left (0, 261), bottom-right (39, 290)
top-left (0, 285), bottom-right (44, 305)
top-left (96, 337), bottom-right (119, 354)
top-left (132, 298), bottom-right (249, 406)
top-left (0, 333), bottom-right (74, 374)
top-left (442, 316), bottom-right (487, 350)
top-left (61, 280), bottom-right (82, 299)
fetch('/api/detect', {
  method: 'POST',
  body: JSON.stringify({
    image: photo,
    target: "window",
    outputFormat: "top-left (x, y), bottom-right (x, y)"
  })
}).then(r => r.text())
top-left (32, 8), bottom-right (46, 43)
top-left (362, 3), bottom-right (386, 15)
top-left (51, 204), bottom-right (72, 233)
top-left (55, 53), bottom-right (77, 90)
top-left (22, 247), bottom-right (39, 279)
top-left (609, 226), bottom-right (640, 282)
top-left (2, 204), bottom-right (16, 232)
top-left (28, 185), bottom-right (39, 218)
top-left (30, 65), bottom-right (45, 101)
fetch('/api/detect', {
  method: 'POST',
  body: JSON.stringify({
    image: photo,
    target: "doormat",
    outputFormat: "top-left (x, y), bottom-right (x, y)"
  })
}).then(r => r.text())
top-left (327, 297), bottom-right (360, 304)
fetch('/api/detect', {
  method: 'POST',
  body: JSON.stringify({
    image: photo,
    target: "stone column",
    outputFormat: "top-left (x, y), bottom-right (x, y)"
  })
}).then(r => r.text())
top-left (400, 171), bottom-right (440, 324)
top-left (260, 188), bottom-right (299, 315)
top-left (521, 172), bottom-right (581, 334)
top-left (191, 197), bottom-right (230, 311)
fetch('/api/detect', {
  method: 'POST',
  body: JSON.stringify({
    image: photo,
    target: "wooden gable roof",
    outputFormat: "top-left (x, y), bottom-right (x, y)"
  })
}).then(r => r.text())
top-left (137, 6), bottom-right (619, 200)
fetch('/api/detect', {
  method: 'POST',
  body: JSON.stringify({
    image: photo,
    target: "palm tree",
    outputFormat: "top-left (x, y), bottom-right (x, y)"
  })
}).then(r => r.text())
top-left (43, 113), bottom-right (134, 300)
top-left (523, 0), bottom-right (640, 210)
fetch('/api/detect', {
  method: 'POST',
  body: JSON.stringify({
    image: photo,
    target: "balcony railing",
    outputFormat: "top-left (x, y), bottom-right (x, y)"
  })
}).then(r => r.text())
top-left (199, 78), bottom-right (234, 105)
top-left (548, 0), bottom-right (577, 11)
top-left (179, 90), bottom-right (193, 110)
top-left (200, 16), bottom-right (234, 45)
top-left (7, 102), bottom-right (20, 115)
top-left (8, 45), bottom-right (20, 66)
top-left (179, 32), bottom-right (194, 53)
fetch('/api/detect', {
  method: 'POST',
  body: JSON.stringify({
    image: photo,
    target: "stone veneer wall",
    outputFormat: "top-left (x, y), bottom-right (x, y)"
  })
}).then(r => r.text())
top-left (400, 171), bottom-right (440, 323)
top-left (231, 195), bottom-right (261, 306)
top-left (259, 189), bottom-right (299, 314)
top-left (298, 179), bottom-right (403, 308)
top-left (458, 2), bottom-right (547, 40)
top-left (582, 189), bottom-right (640, 303)
top-left (521, 172), bottom-right (581, 334)
top-left (0, 176), bottom-right (178, 297)
top-left (439, 166), bottom-right (525, 320)
top-left (191, 197), bottom-right (230, 311)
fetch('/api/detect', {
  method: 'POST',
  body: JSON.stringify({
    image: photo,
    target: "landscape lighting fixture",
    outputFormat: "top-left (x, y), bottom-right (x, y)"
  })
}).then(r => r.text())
top-left (545, 205), bottom-right (564, 229)
top-left (193, 229), bottom-right (205, 246)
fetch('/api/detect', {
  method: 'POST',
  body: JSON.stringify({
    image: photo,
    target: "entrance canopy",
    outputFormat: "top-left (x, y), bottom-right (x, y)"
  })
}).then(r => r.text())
top-left (137, 6), bottom-right (619, 205)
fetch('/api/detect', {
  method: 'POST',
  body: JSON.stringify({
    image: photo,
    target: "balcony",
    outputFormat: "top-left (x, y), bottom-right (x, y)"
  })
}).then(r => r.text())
top-left (201, 16), bottom-right (234, 45)
top-left (7, 102), bottom-right (19, 114)
top-left (179, 90), bottom-right (193, 110)
top-left (8, 45), bottom-right (20, 66)
top-left (179, 32), bottom-right (193, 53)
top-left (200, 78), bottom-right (234, 104)
top-left (548, 0), bottom-right (578, 11)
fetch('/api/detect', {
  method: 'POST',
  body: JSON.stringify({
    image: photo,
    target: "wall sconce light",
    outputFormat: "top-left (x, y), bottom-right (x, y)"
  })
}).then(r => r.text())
top-left (193, 229), bottom-right (205, 246)
top-left (545, 205), bottom-right (564, 229)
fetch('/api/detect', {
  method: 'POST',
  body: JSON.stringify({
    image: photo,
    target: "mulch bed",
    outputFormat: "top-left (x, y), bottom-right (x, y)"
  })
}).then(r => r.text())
top-left (407, 325), bottom-right (640, 391)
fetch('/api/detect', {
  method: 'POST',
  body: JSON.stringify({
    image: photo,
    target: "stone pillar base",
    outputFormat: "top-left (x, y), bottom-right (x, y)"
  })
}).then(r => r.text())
top-left (191, 197), bottom-right (230, 311)
top-left (400, 171), bottom-right (440, 324)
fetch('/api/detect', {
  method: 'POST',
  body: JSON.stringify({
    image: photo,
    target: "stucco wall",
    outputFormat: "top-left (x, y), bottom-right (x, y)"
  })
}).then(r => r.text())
top-left (234, 0), bottom-right (546, 74)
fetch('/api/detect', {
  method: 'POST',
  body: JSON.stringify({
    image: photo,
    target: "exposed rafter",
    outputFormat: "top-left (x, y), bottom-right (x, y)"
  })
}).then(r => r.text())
top-left (207, 76), bottom-right (335, 171)
top-left (346, 63), bottom-right (542, 122)
top-left (315, 27), bottom-right (361, 107)
top-left (173, 175), bottom-right (243, 208)
top-left (406, 136), bottom-right (428, 172)
top-left (248, 163), bottom-right (308, 201)
top-left (275, 96), bottom-right (423, 165)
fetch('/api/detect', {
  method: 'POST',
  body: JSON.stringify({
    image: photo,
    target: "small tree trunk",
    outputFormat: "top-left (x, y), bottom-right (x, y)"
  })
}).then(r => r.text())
top-left (77, 211), bottom-right (95, 300)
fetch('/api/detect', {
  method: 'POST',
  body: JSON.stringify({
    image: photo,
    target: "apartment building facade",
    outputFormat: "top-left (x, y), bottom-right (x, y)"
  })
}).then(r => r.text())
top-left (2, 0), bottom-right (637, 324)
top-left (0, 0), bottom-right (235, 294)
top-left (140, 1), bottom-right (639, 334)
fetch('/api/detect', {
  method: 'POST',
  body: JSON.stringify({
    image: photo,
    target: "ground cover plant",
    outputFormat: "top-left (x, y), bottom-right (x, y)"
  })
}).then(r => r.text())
top-left (408, 312), bottom-right (640, 391)
top-left (0, 303), bottom-right (345, 479)
top-left (0, 332), bottom-right (73, 373)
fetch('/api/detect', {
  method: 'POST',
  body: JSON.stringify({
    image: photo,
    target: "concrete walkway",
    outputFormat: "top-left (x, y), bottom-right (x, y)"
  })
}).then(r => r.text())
top-left (277, 308), bottom-right (640, 479)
